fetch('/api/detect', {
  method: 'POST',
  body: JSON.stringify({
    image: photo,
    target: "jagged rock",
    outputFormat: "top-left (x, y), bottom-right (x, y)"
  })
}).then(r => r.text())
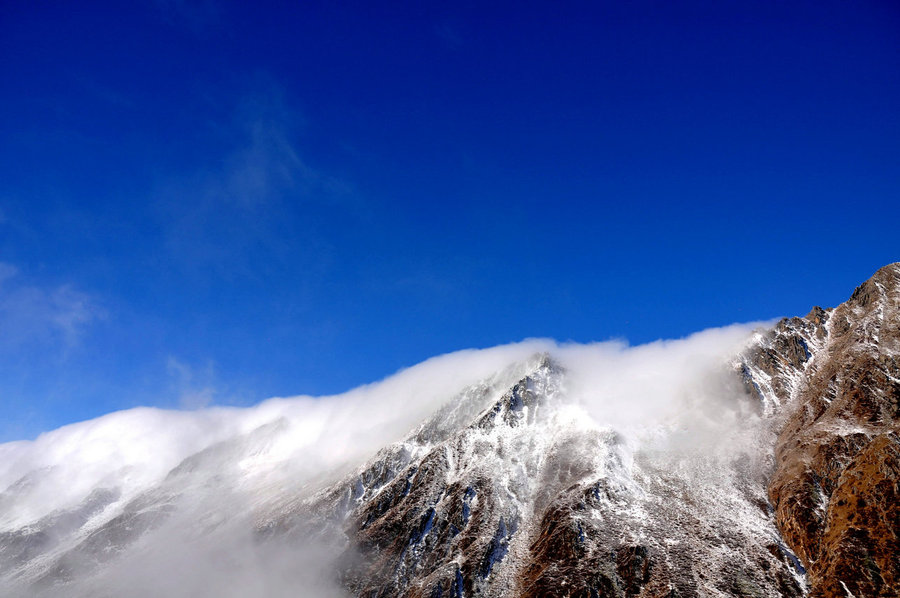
top-left (742, 263), bottom-right (900, 598)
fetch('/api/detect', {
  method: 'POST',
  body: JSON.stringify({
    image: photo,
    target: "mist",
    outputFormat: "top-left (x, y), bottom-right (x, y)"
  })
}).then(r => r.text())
top-left (0, 322), bottom-right (771, 597)
top-left (559, 323), bottom-right (769, 451)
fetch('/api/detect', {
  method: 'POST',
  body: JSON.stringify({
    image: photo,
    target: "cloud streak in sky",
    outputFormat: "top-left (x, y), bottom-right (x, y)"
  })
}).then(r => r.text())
top-left (166, 356), bottom-right (219, 409)
top-left (0, 262), bottom-right (104, 353)
top-left (156, 83), bottom-right (355, 280)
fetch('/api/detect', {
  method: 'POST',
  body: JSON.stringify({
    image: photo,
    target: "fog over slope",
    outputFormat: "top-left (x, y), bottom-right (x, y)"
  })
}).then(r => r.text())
top-left (0, 323), bottom-right (768, 597)
top-left (2, 343), bottom-right (559, 534)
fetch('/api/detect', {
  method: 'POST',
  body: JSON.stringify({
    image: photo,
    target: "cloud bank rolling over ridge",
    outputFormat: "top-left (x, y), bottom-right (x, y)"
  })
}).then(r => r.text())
top-left (0, 322), bottom-right (771, 597)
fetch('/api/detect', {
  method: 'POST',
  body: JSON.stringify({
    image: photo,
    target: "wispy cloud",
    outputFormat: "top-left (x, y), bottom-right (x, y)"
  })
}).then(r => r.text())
top-left (156, 83), bottom-right (356, 278)
top-left (0, 262), bottom-right (16, 285)
top-left (0, 263), bottom-right (104, 354)
top-left (155, 0), bottom-right (222, 33)
top-left (166, 356), bottom-right (218, 409)
top-left (436, 21), bottom-right (465, 49)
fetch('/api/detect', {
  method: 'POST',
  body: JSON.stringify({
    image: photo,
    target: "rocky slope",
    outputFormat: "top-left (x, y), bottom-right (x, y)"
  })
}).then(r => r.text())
top-left (0, 264), bottom-right (897, 597)
top-left (740, 263), bottom-right (900, 597)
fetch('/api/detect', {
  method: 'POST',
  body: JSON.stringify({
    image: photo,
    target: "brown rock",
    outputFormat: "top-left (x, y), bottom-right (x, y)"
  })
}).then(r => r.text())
top-left (766, 263), bottom-right (900, 597)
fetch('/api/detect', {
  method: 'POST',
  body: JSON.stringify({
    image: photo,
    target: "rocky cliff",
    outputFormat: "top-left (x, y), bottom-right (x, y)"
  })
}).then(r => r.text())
top-left (741, 263), bottom-right (900, 597)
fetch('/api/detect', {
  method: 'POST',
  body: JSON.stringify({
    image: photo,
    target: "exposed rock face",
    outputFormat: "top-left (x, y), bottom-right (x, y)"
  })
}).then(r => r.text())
top-left (745, 264), bottom-right (900, 597)
top-left (1, 264), bottom-right (897, 598)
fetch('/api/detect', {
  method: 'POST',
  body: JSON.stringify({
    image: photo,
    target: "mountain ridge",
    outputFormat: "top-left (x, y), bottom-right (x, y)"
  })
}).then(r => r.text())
top-left (0, 265), bottom-right (898, 597)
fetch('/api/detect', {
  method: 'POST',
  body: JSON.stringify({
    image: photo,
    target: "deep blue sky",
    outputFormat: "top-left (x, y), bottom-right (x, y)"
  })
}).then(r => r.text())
top-left (1, 0), bottom-right (898, 441)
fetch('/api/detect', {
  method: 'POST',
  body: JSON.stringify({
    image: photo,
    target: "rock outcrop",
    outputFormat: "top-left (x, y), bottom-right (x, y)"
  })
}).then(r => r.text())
top-left (746, 264), bottom-right (900, 597)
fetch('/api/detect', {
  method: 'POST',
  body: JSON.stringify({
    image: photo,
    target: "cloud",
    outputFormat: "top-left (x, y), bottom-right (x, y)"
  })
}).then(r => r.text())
top-left (557, 324), bottom-right (760, 432)
top-left (155, 0), bottom-right (222, 33)
top-left (436, 20), bottom-right (465, 49)
top-left (0, 262), bottom-right (16, 285)
top-left (0, 263), bottom-right (104, 353)
top-left (0, 340), bottom-right (548, 527)
top-left (156, 84), bottom-right (355, 278)
top-left (0, 324), bottom-right (770, 596)
top-left (553, 323), bottom-right (772, 469)
top-left (166, 356), bottom-right (218, 409)
top-left (221, 96), bottom-right (316, 209)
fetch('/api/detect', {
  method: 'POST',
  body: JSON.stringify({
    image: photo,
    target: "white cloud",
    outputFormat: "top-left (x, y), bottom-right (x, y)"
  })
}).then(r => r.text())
top-left (436, 21), bottom-right (465, 49)
top-left (157, 84), bottom-right (355, 277)
top-left (0, 262), bottom-right (17, 284)
top-left (0, 340), bottom-right (549, 529)
top-left (155, 0), bottom-right (221, 32)
top-left (166, 356), bottom-right (218, 409)
top-left (0, 263), bottom-right (104, 352)
top-left (557, 323), bottom-right (761, 432)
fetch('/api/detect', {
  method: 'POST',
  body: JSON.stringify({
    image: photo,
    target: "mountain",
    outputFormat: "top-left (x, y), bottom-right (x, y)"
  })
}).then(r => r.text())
top-left (0, 264), bottom-right (897, 597)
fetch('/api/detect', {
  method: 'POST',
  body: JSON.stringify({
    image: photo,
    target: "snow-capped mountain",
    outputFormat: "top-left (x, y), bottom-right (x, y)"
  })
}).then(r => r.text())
top-left (1, 264), bottom-right (898, 597)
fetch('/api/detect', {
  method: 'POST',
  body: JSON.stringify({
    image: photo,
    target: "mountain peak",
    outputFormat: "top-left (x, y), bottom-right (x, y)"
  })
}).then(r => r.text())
top-left (2, 267), bottom-right (899, 597)
top-left (848, 262), bottom-right (900, 309)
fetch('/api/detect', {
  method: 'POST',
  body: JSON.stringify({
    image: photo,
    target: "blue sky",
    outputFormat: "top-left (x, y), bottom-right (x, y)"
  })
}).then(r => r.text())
top-left (1, 0), bottom-right (898, 441)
